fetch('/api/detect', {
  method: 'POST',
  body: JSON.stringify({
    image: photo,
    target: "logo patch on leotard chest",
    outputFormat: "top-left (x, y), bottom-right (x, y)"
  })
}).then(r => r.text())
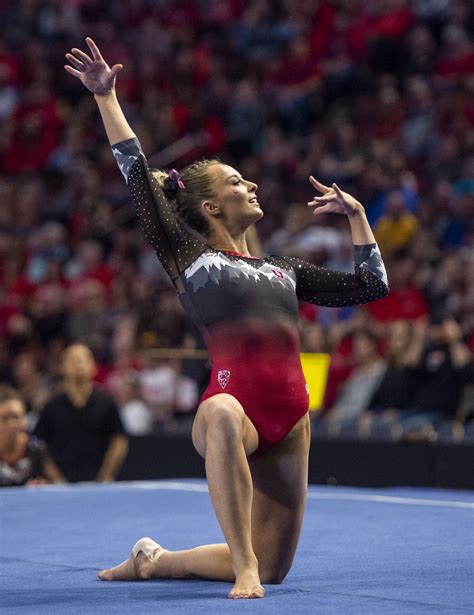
top-left (217, 370), bottom-right (230, 389)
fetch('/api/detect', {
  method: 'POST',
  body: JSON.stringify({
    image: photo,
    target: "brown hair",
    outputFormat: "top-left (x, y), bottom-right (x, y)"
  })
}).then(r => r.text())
top-left (152, 159), bottom-right (221, 237)
top-left (0, 384), bottom-right (23, 405)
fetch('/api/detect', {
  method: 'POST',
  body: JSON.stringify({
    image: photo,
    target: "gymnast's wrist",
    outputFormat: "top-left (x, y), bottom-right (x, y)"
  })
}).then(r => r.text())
top-left (348, 202), bottom-right (365, 217)
top-left (94, 88), bottom-right (117, 101)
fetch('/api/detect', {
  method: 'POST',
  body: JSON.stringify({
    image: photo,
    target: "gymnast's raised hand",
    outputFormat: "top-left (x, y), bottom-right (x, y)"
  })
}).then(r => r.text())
top-left (307, 177), bottom-right (363, 217)
top-left (65, 37), bottom-right (122, 95)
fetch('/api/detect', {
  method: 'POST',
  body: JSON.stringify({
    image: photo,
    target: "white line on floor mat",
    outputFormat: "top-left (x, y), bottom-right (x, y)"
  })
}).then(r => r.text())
top-left (121, 481), bottom-right (474, 509)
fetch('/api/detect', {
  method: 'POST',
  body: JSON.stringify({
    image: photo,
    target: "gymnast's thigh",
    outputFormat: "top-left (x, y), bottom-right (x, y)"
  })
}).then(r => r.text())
top-left (249, 412), bottom-right (311, 583)
top-left (191, 393), bottom-right (259, 458)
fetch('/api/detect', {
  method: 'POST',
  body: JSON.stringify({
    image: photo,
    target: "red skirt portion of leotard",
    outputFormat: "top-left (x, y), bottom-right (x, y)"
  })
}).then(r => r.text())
top-left (200, 319), bottom-right (309, 454)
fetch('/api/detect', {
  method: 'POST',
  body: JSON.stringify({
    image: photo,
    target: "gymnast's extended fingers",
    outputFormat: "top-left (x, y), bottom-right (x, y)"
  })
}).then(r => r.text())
top-left (308, 193), bottom-right (336, 205)
top-left (332, 183), bottom-right (346, 199)
top-left (312, 203), bottom-right (335, 215)
top-left (109, 64), bottom-right (124, 79)
top-left (64, 65), bottom-right (82, 78)
top-left (309, 176), bottom-right (331, 194)
top-left (65, 53), bottom-right (86, 71)
top-left (71, 47), bottom-right (93, 65)
top-left (85, 37), bottom-right (104, 62)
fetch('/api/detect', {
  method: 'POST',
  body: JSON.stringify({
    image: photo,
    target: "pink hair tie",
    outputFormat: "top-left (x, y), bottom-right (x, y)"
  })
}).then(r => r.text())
top-left (168, 169), bottom-right (185, 189)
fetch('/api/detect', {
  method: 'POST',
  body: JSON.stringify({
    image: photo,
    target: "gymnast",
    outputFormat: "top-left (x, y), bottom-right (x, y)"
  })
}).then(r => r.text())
top-left (64, 38), bottom-right (389, 599)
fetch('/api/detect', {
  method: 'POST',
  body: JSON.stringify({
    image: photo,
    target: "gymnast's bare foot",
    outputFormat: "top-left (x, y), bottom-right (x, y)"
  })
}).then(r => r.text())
top-left (228, 569), bottom-right (265, 599)
top-left (98, 537), bottom-right (167, 581)
top-left (98, 552), bottom-right (154, 581)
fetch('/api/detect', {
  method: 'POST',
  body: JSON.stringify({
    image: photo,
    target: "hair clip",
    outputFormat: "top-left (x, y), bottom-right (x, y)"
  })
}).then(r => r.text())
top-left (168, 169), bottom-right (185, 189)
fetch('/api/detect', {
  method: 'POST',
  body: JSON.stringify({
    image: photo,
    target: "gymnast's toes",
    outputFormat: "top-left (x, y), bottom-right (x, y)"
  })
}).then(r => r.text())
top-left (228, 569), bottom-right (265, 599)
top-left (97, 555), bottom-right (139, 581)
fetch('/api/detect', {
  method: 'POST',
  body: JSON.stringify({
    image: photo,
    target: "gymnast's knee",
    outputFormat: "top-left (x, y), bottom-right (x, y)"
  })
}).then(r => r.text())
top-left (204, 402), bottom-right (244, 442)
top-left (260, 565), bottom-right (290, 585)
top-left (193, 397), bottom-right (245, 455)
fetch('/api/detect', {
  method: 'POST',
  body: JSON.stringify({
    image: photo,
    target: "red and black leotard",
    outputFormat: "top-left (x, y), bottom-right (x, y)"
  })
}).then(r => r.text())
top-left (113, 138), bottom-right (389, 453)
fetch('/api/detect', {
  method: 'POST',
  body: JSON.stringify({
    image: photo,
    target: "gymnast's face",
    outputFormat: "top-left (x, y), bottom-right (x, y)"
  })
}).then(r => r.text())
top-left (203, 164), bottom-right (263, 228)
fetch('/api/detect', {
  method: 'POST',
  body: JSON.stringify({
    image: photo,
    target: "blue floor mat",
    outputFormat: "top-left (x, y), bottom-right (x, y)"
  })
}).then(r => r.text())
top-left (1, 480), bottom-right (473, 614)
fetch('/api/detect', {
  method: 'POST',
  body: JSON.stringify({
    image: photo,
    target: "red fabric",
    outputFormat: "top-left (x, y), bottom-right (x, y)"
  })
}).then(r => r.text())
top-left (200, 322), bottom-right (309, 454)
top-left (371, 9), bottom-right (415, 39)
top-left (103, 359), bottom-right (143, 394)
top-left (159, 1), bottom-right (199, 29)
top-left (308, 3), bottom-right (336, 58)
top-left (269, 53), bottom-right (321, 87)
top-left (202, 116), bottom-right (225, 153)
top-left (204, 0), bottom-right (242, 23)
top-left (30, 278), bottom-right (69, 308)
top-left (6, 275), bottom-right (35, 300)
top-left (298, 302), bottom-right (318, 322)
top-left (467, 332), bottom-right (474, 357)
top-left (365, 287), bottom-right (428, 322)
top-left (222, 250), bottom-right (260, 260)
top-left (435, 51), bottom-right (474, 78)
top-left (323, 360), bottom-right (353, 411)
top-left (83, 264), bottom-right (115, 290)
top-left (335, 335), bottom-right (353, 357)
top-left (171, 102), bottom-right (191, 134)
top-left (3, 98), bottom-right (62, 173)
top-left (116, 74), bottom-right (141, 103)
top-left (94, 363), bottom-right (112, 385)
top-left (68, 264), bottom-right (115, 304)
top-left (193, 44), bottom-right (211, 86)
top-left (68, 211), bottom-right (90, 241)
top-left (0, 303), bottom-right (19, 337)
top-left (345, 16), bottom-right (372, 61)
top-left (0, 53), bottom-right (20, 86)
top-left (464, 98), bottom-right (474, 127)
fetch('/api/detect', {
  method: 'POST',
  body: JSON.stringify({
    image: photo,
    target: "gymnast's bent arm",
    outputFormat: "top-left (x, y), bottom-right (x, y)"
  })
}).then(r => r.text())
top-left (279, 177), bottom-right (389, 307)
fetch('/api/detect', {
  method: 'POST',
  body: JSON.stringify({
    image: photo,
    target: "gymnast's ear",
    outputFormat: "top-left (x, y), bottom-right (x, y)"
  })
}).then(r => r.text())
top-left (201, 200), bottom-right (221, 217)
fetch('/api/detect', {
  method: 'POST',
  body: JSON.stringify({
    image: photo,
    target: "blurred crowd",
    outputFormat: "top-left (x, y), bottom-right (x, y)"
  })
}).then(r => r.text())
top-left (0, 0), bottom-right (473, 455)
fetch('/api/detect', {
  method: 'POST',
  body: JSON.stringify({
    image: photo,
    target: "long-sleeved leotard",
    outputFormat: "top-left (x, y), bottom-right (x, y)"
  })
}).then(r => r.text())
top-left (113, 138), bottom-right (389, 453)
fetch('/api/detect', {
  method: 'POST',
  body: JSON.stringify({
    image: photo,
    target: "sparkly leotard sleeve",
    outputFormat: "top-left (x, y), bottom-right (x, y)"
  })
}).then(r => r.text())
top-left (112, 138), bottom-right (389, 453)
top-left (277, 243), bottom-right (389, 307)
top-left (111, 137), bottom-right (207, 283)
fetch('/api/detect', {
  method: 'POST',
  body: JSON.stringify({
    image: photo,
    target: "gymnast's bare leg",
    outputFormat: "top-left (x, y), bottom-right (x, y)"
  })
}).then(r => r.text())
top-left (100, 393), bottom-right (261, 597)
top-left (99, 401), bottom-right (310, 600)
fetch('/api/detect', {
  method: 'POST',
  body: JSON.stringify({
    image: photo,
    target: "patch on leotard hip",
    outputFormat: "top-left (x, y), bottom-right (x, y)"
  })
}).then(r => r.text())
top-left (217, 370), bottom-right (230, 389)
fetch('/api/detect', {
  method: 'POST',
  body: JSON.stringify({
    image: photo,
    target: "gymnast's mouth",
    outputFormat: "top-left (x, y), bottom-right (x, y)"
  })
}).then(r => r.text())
top-left (249, 196), bottom-right (258, 204)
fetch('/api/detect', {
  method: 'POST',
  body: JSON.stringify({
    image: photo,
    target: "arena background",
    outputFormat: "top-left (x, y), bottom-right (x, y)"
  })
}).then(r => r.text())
top-left (0, 0), bottom-right (473, 488)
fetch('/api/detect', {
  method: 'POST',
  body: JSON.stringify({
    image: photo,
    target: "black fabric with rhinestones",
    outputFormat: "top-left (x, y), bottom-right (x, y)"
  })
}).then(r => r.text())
top-left (112, 137), bottom-right (207, 281)
top-left (111, 139), bottom-right (389, 322)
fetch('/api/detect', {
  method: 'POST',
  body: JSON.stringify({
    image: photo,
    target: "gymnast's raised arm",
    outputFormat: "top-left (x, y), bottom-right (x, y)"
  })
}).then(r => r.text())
top-left (64, 38), bottom-right (207, 284)
top-left (65, 38), bottom-right (133, 144)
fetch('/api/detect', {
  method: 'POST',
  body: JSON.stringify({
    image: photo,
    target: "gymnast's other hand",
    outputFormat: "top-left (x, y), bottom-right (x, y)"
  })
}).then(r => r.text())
top-left (307, 177), bottom-right (363, 217)
top-left (64, 37), bottom-right (123, 96)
